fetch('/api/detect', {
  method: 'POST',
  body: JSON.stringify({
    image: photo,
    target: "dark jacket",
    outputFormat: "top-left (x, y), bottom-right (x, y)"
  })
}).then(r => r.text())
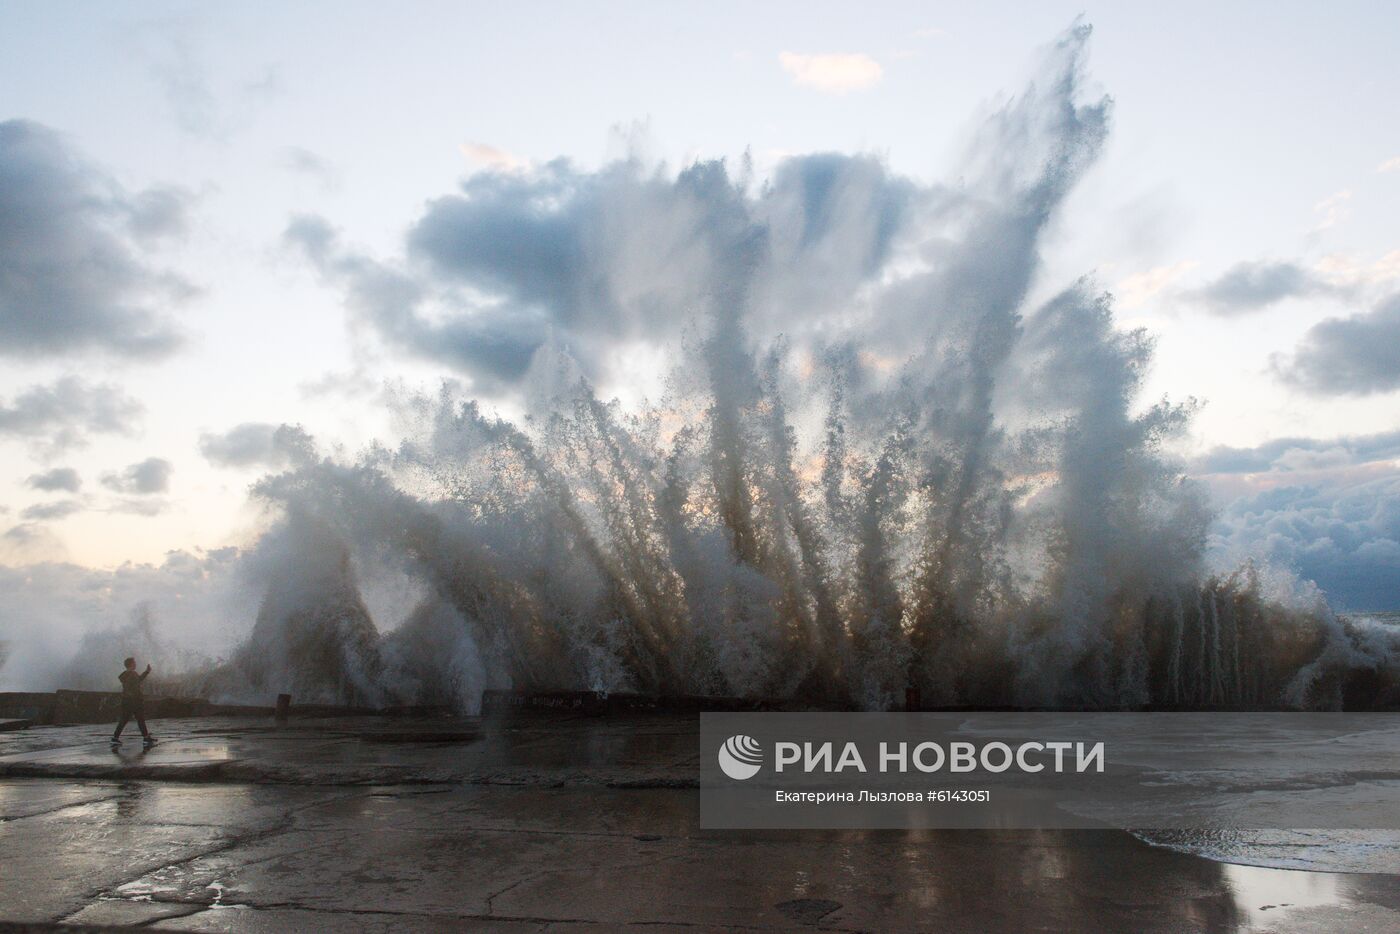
top-left (119, 668), bottom-right (147, 701)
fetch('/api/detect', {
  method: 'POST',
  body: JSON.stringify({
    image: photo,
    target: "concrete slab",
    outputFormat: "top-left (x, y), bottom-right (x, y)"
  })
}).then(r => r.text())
top-left (0, 715), bottom-right (1396, 931)
top-left (0, 715), bottom-right (694, 787)
top-left (0, 780), bottom-right (120, 820)
top-left (0, 801), bottom-right (227, 920)
top-left (148, 906), bottom-right (546, 932)
top-left (62, 897), bottom-right (208, 927)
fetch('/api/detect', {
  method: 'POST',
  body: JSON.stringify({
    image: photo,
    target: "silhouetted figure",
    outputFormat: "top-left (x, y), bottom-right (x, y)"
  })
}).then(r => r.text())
top-left (111, 657), bottom-right (156, 746)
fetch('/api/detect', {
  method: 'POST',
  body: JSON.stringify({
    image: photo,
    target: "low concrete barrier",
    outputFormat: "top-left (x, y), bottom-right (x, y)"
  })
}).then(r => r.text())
top-left (0, 691), bottom-right (58, 724)
top-left (3, 690), bottom-right (274, 724)
top-left (53, 690), bottom-right (129, 724)
top-left (0, 690), bottom-right (457, 728)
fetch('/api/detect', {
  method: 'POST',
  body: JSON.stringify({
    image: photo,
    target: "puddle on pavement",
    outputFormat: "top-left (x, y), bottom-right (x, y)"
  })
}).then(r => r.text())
top-left (1223, 862), bottom-right (1341, 929)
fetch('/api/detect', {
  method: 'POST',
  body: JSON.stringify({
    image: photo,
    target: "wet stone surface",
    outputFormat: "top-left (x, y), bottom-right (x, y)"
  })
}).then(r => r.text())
top-left (0, 713), bottom-right (1397, 931)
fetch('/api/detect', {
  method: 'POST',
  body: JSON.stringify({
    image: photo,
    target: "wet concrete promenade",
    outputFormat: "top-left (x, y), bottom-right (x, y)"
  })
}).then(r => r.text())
top-left (1, 713), bottom-right (1398, 932)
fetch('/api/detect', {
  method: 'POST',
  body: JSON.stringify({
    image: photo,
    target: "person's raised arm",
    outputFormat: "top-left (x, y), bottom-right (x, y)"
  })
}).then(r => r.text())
top-left (140, 664), bottom-right (151, 681)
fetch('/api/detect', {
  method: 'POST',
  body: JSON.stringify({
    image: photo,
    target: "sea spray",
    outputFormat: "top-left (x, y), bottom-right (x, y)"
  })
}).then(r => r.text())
top-left (68, 24), bottom-right (1400, 710)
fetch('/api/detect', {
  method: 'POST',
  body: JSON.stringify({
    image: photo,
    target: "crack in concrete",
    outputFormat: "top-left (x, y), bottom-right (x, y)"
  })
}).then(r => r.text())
top-left (0, 792), bottom-right (124, 823)
top-left (53, 786), bottom-right (369, 924)
top-left (132, 893), bottom-right (871, 932)
top-left (119, 892), bottom-right (593, 926)
top-left (485, 874), bottom-right (536, 914)
top-left (128, 902), bottom-right (210, 928)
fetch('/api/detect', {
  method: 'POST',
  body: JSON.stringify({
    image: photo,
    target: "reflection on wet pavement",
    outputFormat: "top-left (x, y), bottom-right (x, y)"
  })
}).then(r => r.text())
top-left (0, 714), bottom-right (1396, 931)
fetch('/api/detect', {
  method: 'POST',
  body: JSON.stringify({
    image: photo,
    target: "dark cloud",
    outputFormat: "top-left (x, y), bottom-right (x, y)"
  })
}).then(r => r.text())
top-left (288, 28), bottom-right (1113, 400)
top-left (0, 378), bottom-right (144, 455)
top-left (20, 499), bottom-right (84, 521)
top-left (285, 211), bottom-right (553, 388)
top-left (26, 467), bottom-right (82, 493)
top-left (1199, 431), bottom-right (1400, 610)
top-left (199, 422), bottom-right (316, 469)
top-left (1195, 430), bottom-right (1400, 475)
top-left (406, 166), bottom-right (599, 325)
top-left (101, 457), bottom-right (173, 495)
top-left (288, 149), bottom-right (920, 390)
top-left (0, 120), bottom-right (189, 358)
top-left (1210, 472), bottom-right (1400, 611)
top-left (1273, 294), bottom-right (1400, 395)
top-left (1190, 260), bottom-right (1334, 315)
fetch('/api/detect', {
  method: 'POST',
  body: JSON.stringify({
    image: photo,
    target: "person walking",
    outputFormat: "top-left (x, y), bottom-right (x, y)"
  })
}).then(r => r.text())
top-left (111, 657), bottom-right (157, 747)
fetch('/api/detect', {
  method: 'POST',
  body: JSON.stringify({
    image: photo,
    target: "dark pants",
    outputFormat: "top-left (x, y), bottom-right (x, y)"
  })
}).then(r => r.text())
top-left (113, 699), bottom-right (149, 740)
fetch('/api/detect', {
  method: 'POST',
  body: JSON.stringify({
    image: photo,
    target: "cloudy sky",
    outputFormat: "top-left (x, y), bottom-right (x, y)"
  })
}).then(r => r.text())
top-left (1, 0), bottom-right (1399, 612)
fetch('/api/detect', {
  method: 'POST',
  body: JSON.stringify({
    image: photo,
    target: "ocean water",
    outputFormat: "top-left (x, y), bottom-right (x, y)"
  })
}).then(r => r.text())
top-left (1138, 828), bottom-right (1400, 874)
top-left (1140, 623), bottom-right (1400, 876)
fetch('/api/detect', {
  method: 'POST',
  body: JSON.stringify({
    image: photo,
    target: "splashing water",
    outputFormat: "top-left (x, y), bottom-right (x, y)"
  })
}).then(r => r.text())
top-left (176, 26), bottom-right (1398, 711)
